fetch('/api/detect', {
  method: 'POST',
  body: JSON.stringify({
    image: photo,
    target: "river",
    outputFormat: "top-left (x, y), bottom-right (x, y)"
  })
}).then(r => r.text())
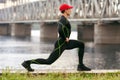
top-left (0, 30), bottom-right (120, 70)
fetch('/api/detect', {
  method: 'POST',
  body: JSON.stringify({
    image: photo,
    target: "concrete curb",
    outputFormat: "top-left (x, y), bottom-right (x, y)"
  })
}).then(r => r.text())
top-left (1, 69), bottom-right (120, 74)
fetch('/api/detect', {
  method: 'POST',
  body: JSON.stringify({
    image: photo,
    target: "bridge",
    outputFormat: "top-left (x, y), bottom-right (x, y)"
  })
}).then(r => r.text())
top-left (0, 0), bottom-right (120, 44)
top-left (0, 0), bottom-right (120, 23)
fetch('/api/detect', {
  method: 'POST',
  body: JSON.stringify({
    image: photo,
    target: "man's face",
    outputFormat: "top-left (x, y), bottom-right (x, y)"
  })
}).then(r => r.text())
top-left (65, 9), bottom-right (72, 16)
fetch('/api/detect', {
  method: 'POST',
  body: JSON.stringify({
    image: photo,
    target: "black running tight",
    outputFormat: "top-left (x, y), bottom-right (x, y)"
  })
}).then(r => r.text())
top-left (29, 38), bottom-right (85, 65)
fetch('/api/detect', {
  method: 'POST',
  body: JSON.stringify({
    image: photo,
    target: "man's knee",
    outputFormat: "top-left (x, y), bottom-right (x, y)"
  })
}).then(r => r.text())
top-left (79, 42), bottom-right (85, 48)
top-left (46, 59), bottom-right (54, 65)
top-left (47, 62), bottom-right (53, 65)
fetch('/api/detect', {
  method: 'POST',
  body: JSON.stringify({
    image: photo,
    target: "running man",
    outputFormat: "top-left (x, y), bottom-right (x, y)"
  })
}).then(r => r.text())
top-left (22, 3), bottom-right (91, 72)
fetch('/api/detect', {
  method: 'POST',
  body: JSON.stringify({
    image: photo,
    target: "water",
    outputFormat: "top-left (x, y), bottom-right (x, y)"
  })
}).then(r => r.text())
top-left (0, 31), bottom-right (78, 70)
top-left (0, 30), bottom-right (120, 70)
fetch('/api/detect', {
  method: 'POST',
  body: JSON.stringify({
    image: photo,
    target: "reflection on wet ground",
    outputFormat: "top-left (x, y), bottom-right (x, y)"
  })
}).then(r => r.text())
top-left (0, 31), bottom-right (120, 70)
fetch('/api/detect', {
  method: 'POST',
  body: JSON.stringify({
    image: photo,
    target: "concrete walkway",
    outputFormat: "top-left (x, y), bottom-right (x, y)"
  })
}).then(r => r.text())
top-left (1, 69), bottom-right (120, 74)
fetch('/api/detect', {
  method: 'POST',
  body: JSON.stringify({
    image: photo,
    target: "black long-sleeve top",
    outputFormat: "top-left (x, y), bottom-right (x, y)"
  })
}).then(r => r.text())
top-left (58, 16), bottom-right (71, 40)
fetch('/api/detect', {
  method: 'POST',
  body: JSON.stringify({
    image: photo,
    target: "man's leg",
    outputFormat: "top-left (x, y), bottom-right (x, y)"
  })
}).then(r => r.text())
top-left (29, 46), bottom-right (65, 65)
top-left (22, 40), bottom-right (66, 71)
top-left (66, 40), bottom-right (91, 71)
top-left (65, 40), bottom-right (84, 65)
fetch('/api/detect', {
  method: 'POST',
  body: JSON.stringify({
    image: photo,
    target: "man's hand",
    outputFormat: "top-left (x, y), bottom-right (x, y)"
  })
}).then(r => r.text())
top-left (65, 37), bottom-right (69, 43)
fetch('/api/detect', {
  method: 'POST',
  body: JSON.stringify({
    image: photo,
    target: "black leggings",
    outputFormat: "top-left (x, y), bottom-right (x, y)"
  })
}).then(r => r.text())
top-left (29, 39), bottom-right (85, 65)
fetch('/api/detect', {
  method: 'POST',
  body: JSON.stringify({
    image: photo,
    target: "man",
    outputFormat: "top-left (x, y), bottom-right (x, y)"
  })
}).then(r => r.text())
top-left (22, 3), bottom-right (91, 72)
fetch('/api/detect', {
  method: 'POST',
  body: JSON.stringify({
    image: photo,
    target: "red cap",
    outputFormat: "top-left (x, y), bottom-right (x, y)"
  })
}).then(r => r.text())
top-left (59, 4), bottom-right (73, 11)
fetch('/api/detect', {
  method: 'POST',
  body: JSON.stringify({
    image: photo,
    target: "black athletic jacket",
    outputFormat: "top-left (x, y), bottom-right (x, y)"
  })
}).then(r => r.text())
top-left (58, 16), bottom-right (71, 40)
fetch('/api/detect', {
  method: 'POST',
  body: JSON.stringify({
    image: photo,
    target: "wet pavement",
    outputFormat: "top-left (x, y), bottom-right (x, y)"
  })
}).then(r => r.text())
top-left (0, 31), bottom-right (120, 70)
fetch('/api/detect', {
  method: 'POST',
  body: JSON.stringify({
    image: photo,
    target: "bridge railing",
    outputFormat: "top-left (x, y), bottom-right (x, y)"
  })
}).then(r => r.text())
top-left (0, 0), bottom-right (120, 22)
